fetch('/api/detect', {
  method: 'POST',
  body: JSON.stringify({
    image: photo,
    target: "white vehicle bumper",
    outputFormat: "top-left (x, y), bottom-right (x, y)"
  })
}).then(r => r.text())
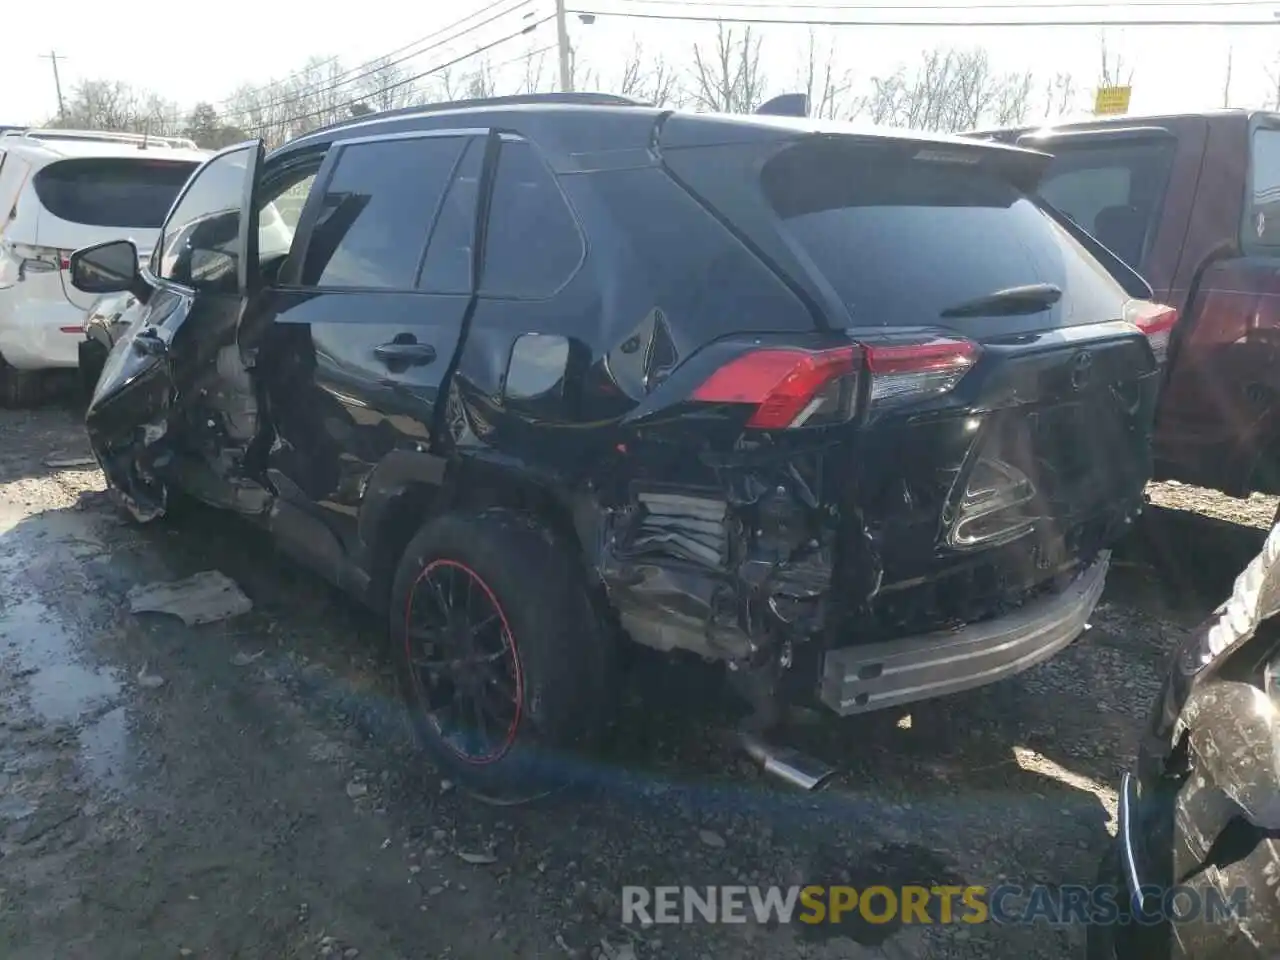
top-left (0, 296), bottom-right (85, 370)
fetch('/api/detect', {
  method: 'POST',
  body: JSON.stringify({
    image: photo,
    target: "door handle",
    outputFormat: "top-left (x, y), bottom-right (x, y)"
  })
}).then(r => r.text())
top-left (373, 342), bottom-right (436, 366)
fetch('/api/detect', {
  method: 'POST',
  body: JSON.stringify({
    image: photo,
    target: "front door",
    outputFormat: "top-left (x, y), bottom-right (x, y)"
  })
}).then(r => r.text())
top-left (85, 140), bottom-right (265, 517)
top-left (251, 129), bottom-right (489, 550)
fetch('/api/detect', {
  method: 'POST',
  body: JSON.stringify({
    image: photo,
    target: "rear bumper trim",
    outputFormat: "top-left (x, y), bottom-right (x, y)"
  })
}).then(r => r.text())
top-left (819, 551), bottom-right (1109, 715)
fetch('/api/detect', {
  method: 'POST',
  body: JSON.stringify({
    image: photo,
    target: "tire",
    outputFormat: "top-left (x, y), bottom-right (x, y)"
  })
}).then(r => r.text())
top-left (0, 356), bottom-right (43, 408)
top-left (390, 507), bottom-right (616, 803)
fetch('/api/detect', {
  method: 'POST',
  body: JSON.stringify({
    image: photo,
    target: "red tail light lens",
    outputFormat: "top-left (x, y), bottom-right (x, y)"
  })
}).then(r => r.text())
top-left (691, 335), bottom-right (980, 430)
top-left (1124, 300), bottom-right (1178, 365)
top-left (691, 346), bottom-right (860, 429)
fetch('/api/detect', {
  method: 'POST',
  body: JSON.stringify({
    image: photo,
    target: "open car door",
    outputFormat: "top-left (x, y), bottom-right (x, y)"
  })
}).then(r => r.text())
top-left (83, 139), bottom-right (265, 520)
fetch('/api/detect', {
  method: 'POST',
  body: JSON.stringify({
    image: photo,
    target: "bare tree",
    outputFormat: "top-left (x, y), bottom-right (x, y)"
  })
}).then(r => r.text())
top-left (1098, 33), bottom-right (1135, 89)
top-left (50, 80), bottom-right (183, 136)
top-left (796, 30), bottom-right (853, 120)
top-left (858, 47), bottom-right (1036, 132)
top-left (615, 41), bottom-right (684, 105)
top-left (992, 71), bottom-right (1035, 126)
top-left (520, 46), bottom-right (552, 95)
top-left (1223, 46), bottom-right (1234, 108)
top-left (464, 59), bottom-right (497, 100)
top-left (1043, 72), bottom-right (1079, 120)
top-left (689, 24), bottom-right (767, 114)
top-left (355, 56), bottom-right (421, 114)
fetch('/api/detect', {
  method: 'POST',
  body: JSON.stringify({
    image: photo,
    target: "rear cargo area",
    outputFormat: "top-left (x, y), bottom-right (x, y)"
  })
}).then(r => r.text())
top-left (660, 127), bottom-right (1159, 647)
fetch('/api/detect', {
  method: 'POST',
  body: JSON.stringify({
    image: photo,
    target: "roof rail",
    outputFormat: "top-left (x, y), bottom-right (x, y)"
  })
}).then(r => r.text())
top-left (7, 128), bottom-right (200, 150)
top-left (302, 91), bottom-right (653, 141)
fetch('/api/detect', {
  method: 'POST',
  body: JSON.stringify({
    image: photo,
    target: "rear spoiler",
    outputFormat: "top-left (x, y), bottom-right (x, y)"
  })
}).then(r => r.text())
top-left (756, 94), bottom-right (808, 118)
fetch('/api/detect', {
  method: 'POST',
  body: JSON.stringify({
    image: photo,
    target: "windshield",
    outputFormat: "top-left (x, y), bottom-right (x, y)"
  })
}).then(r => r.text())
top-left (33, 158), bottom-right (198, 229)
top-left (761, 139), bottom-right (1130, 334)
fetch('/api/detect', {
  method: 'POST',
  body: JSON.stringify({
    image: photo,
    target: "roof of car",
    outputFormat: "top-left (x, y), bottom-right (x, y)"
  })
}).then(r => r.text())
top-left (0, 131), bottom-right (208, 164)
top-left (277, 91), bottom-right (1046, 171)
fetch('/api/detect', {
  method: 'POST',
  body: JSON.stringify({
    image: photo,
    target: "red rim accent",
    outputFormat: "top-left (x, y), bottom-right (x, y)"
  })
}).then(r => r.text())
top-left (403, 558), bottom-right (525, 765)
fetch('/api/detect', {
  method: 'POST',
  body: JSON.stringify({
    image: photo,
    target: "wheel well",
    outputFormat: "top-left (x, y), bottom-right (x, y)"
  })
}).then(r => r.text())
top-left (365, 467), bottom-right (593, 611)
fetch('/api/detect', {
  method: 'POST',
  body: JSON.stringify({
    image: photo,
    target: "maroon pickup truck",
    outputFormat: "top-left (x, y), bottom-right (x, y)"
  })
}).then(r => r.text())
top-left (972, 110), bottom-right (1280, 503)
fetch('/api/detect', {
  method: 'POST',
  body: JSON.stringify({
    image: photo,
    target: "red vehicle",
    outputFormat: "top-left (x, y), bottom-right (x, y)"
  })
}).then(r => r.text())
top-left (972, 110), bottom-right (1280, 505)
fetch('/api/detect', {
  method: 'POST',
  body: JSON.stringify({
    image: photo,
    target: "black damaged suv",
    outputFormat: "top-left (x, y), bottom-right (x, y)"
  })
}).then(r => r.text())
top-left (70, 92), bottom-right (1164, 798)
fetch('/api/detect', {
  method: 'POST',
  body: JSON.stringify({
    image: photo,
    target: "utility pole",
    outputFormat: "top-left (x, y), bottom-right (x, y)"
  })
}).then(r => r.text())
top-left (40, 51), bottom-right (66, 122)
top-left (554, 0), bottom-right (574, 93)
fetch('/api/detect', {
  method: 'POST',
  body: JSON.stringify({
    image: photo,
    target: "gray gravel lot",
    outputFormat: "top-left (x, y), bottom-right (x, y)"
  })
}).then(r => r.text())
top-left (0, 401), bottom-right (1268, 960)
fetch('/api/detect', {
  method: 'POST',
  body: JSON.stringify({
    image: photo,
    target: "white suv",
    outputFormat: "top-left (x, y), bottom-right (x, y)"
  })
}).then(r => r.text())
top-left (0, 129), bottom-right (206, 404)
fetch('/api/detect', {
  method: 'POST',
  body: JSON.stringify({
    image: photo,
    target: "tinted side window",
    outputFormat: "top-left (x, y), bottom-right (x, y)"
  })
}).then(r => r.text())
top-left (480, 140), bottom-right (583, 299)
top-left (418, 139), bottom-right (483, 294)
top-left (1034, 140), bottom-right (1175, 270)
top-left (157, 145), bottom-right (253, 292)
top-left (301, 136), bottom-right (465, 290)
top-left (1250, 129), bottom-right (1280, 247)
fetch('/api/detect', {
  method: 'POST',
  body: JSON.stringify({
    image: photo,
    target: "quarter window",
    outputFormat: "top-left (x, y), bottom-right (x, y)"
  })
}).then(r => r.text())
top-left (300, 136), bottom-right (466, 290)
top-left (480, 139), bottom-right (583, 299)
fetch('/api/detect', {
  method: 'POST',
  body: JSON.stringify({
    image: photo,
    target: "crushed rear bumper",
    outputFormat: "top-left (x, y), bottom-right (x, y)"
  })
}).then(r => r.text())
top-left (819, 551), bottom-right (1109, 715)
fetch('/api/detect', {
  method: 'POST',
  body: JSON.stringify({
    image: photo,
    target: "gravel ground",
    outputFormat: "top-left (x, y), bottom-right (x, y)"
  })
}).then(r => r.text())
top-left (0, 401), bottom-right (1271, 960)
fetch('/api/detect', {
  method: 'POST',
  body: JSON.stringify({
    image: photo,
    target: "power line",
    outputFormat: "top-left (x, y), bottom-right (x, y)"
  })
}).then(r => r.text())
top-left (213, 56), bottom-right (342, 108)
top-left (223, 0), bottom-right (536, 115)
top-left (570, 7), bottom-right (1280, 25)
top-left (609, 0), bottom-right (1280, 8)
top-left (257, 15), bottom-right (554, 132)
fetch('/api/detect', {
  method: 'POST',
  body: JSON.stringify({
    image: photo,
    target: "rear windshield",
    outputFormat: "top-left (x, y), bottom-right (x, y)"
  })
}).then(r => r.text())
top-left (1032, 138), bottom-right (1174, 269)
top-left (32, 158), bottom-right (198, 229)
top-left (761, 140), bottom-right (1131, 331)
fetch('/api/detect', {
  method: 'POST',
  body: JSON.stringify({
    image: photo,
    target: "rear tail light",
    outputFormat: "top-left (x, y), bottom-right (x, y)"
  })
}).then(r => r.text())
top-left (864, 336), bottom-right (981, 406)
top-left (691, 346), bottom-right (859, 429)
top-left (691, 334), bottom-right (980, 430)
top-left (3, 242), bottom-right (73, 279)
top-left (1125, 300), bottom-right (1178, 365)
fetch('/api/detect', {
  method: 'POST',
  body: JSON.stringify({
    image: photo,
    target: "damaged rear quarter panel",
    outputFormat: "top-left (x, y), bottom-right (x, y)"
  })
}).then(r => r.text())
top-left (438, 154), bottom-right (851, 666)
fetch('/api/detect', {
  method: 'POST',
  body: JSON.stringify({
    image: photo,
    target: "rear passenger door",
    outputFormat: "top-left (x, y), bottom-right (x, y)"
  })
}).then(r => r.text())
top-left (258, 128), bottom-right (487, 547)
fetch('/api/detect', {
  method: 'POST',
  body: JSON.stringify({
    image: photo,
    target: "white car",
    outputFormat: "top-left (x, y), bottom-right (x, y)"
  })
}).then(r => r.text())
top-left (0, 129), bottom-right (207, 404)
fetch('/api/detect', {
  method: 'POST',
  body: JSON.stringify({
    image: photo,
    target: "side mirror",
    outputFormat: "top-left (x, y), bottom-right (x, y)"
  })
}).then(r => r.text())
top-left (69, 239), bottom-right (141, 295)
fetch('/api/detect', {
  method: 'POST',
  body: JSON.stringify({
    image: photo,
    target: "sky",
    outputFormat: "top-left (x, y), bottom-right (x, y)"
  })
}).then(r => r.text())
top-left (3, 0), bottom-right (1279, 127)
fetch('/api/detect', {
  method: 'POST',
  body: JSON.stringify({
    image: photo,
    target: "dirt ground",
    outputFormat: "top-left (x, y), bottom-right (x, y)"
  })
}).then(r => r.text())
top-left (0, 400), bottom-right (1271, 960)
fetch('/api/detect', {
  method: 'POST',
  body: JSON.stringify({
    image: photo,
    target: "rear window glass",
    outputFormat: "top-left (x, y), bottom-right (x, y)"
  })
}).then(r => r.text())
top-left (32, 158), bottom-right (198, 228)
top-left (1250, 129), bottom-right (1280, 247)
top-left (761, 141), bottom-right (1130, 331)
top-left (1033, 139), bottom-right (1174, 269)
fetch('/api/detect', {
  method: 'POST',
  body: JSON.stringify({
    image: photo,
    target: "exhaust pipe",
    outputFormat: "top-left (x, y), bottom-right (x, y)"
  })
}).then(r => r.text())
top-left (740, 732), bottom-right (837, 791)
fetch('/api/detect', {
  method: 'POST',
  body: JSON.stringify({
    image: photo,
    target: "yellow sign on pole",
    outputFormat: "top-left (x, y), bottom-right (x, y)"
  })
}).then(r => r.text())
top-left (1094, 86), bottom-right (1132, 116)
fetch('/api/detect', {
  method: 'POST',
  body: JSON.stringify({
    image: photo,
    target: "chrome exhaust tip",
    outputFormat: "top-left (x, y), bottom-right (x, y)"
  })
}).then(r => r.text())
top-left (740, 732), bottom-right (837, 791)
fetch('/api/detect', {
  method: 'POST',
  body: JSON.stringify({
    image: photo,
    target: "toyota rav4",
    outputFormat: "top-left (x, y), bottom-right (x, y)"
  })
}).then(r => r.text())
top-left (70, 93), bottom-right (1165, 799)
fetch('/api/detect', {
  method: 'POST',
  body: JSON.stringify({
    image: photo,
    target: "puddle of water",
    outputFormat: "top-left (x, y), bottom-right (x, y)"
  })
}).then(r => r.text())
top-left (0, 793), bottom-right (36, 821)
top-left (0, 506), bottom-right (129, 788)
top-left (79, 705), bottom-right (128, 791)
top-left (3, 596), bottom-right (121, 724)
